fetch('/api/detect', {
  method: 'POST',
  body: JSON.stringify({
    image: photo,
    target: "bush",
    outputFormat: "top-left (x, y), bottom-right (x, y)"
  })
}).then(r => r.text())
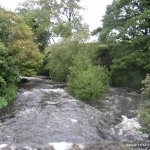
top-left (140, 102), bottom-right (150, 133)
top-left (140, 74), bottom-right (150, 133)
top-left (9, 40), bottom-right (44, 76)
top-left (0, 43), bottom-right (19, 109)
top-left (0, 97), bottom-right (8, 109)
top-left (67, 54), bottom-right (109, 101)
top-left (44, 40), bottom-right (79, 82)
top-left (141, 74), bottom-right (150, 97)
top-left (44, 41), bottom-right (99, 82)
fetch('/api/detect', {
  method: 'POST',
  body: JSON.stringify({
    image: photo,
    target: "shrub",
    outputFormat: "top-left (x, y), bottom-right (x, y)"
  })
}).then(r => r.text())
top-left (9, 40), bottom-right (44, 76)
top-left (0, 97), bottom-right (8, 109)
top-left (44, 41), bottom-right (99, 82)
top-left (140, 102), bottom-right (150, 133)
top-left (0, 43), bottom-right (19, 109)
top-left (140, 74), bottom-right (150, 133)
top-left (67, 54), bottom-right (109, 101)
top-left (44, 40), bottom-right (79, 82)
top-left (141, 74), bottom-right (150, 97)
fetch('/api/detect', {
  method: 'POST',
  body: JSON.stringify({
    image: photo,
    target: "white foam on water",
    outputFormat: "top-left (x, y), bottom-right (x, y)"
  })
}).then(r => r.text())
top-left (115, 115), bottom-right (143, 136)
top-left (41, 88), bottom-right (66, 93)
top-left (23, 89), bottom-right (41, 96)
top-left (49, 142), bottom-right (73, 150)
top-left (0, 144), bottom-right (7, 149)
top-left (43, 88), bottom-right (69, 97)
top-left (67, 99), bottom-right (76, 102)
top-left (23, 91), bottom-right (32, 96)
top-left (68, 118), bottom-right (78, 123)
top-left (20, 76), bottom-right (43, 81)
top-left (49, 142), bottom-right (85, 150)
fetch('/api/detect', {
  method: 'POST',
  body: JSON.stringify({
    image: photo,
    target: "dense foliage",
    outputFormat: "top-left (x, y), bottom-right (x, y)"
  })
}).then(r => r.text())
top-left (17, 0), bottom-right (89, 50)
top-left (67, 53), bottom-right (109, 101)
top-left (0, 8), bottom-right (43, 108)
top-left (141, 74), bottom-right (150, 97)
top-left (140, 74), bottom-right (150, 133)
top-left (0, 8), bottom-right (43, 76)
top-left (0, 43), bottom-right (19, 108)
top-left (98, 0), bottom-right (150, 88)
top-left (44, 40), bottom-right (79, 82)
top-left (10, 40), bottom-right (43, 76)
top-left (45, 41), bottom-right (109, 100)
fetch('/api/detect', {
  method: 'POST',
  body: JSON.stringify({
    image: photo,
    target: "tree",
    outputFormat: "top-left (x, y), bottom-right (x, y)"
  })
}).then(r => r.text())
top-left (0, 8), bottom-right (33, 46)
top-left (9, 40), bottom-right (43, 76)
top-left (98, 0), bottom-right (150, 88)
top-left (99, 0), bottom-right (150, 42)
top-left (0, 8), bottom-right (43, 76)
top-left (17, 0), bottom-right (89, 47)
top-left (17, 0), bottom-right (52, 51)
top-left (44, 40), bottom-right (79, 82)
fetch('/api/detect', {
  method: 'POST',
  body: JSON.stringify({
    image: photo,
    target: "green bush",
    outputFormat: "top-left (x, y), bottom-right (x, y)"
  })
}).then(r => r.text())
top-left (140, 102), bottom-right (150, 133)
top-left (141, 74), bottom-right (150, 97)
top-left (10, 40), bottom-right (44, 76)
top-left (67, 54), bottom-right (109, 101)
top-left (44, 41), bottom-right (99, 82)
top-left (44, 40), bottom-right (79, 82)
top-left (140, 74), bottom-right (150, 133)
top-left (0, 43), bottom-right (19, 109)
top-left (0, 97), bottom-right (8, 109)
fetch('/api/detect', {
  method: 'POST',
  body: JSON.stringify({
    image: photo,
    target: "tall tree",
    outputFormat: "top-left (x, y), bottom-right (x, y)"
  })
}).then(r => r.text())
top-left (99, 0), bottom-right (150, 42)
top-left (17, 0), bottom-right (89, 49)
top-left (98, 0), bottom-right (150, 88)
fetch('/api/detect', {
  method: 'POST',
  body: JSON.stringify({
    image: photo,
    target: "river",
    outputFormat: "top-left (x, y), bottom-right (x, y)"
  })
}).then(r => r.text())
top-left (0, 77), bottom-right (148, 149)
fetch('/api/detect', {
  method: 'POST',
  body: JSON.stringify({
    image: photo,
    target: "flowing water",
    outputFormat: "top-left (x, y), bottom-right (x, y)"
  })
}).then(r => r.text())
top-left (0, 77), bottom-right (149, 148)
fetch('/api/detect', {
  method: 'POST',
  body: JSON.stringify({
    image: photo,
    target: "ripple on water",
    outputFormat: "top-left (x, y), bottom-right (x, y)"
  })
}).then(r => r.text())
top-left (22, 89), bottom-right (41, 96)
top-left (17, 108), bottom-right (37, 117)
top-left (41, 88), bottom-right (65, 93)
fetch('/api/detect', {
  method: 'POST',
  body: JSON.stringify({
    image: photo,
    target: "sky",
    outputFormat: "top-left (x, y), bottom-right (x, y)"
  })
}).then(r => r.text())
top-left (0, 0), bottom-right (113, 31)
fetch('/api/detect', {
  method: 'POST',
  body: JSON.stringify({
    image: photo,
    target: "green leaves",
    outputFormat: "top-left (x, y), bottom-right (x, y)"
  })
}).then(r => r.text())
top-left (53, 22), bottom-right (72, 38)
top-left (9, 40), bottom-right (44, 76)
top-left (44, 40), bottom-right (79, 82)
top-left (67, 53), bottom-right (109, 101)
top-left (140, 100), bottom-right (150, 133)
top-left (100, 0), bottom-right (150, 42)
top-left (98, 0), bottom-right (150, 88)
top-left (17, 0), bottom-right (89, 45)
top-left (142, 74), bottom-right (150, 97)
top-left (0, 97), bottom-right (8, 109)
top-left (0, 8), bottom-right (33, 46)
top-left (0, 43), bottom-right (19, 108)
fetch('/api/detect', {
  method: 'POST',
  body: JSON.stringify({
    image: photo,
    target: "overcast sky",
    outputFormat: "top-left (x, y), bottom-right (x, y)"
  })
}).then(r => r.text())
top-left (0, 0), bottom-right (113, 31)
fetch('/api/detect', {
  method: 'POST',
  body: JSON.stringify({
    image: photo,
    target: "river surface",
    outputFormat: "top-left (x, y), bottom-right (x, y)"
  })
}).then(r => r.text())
top-left (0, 77), bottom-right (148, 148)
